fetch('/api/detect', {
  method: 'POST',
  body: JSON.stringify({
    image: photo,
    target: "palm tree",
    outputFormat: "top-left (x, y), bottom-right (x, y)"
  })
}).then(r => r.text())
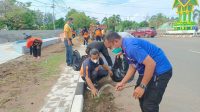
top-left (108, 15), bottom-right (121, 31)
top-left (101, 17), bottom-right (108, 26)
top-left (193, 9), bottom-right (200, 25)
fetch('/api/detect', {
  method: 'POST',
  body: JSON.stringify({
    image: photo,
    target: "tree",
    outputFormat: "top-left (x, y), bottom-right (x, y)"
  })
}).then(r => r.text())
top-left (106, 14), bottom-right (121, 31)
top-left (148, 13), bottom-right (169, 29)
top-left (0, 0), bottom-right (43, 30)
top-left (102, 17), bottom-right (108, 26)
top-left (118, 20), bottom-right (133, 31)
top-left (70, 12), bottom-right (89, 29)
top-left (65, 9), bottom-right (78, 21)
top-left (34, 10), bottom-right (44, 29)
top-left (131, 21), bottom-right (140, 29)
top-left (20, 10), bottom-right (37, 29)
top-left (55, 17), bottom-right (65, 29)
top-left (42, 13), bottom-right (53, 30)
top-left (139, 21), bottom-right (149, 27)
top-left (90, 17), bottom-right (98, 25)
top-left (65, 9), bottom-right (97, 30)
top-left (0, 0), bottom-right (56, 30)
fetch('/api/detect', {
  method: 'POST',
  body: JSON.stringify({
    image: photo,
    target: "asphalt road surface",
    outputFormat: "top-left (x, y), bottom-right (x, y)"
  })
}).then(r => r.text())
top-left (113, 37), bottom-right (200, 112)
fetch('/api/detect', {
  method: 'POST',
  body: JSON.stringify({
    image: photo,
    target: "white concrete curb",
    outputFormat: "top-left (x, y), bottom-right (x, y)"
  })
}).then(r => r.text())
top-left (70, 77), bottom-right (85, 112)
top-left (40, 67), bottom-right (80, 112)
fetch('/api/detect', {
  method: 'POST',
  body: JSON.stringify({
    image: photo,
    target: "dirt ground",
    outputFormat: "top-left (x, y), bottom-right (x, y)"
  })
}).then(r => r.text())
top-left (83, 88), bottom-right (118, 112)
top-left (83, 73), bottom-right (139, 112)
top-left (83, 78), bottom-right (121, 112)
top-left (83, 76), bottom-right (132, 112)
top-left (0, 36), bottom-right (136, 112)
top-left (0, 42), bottom-right (66, 112)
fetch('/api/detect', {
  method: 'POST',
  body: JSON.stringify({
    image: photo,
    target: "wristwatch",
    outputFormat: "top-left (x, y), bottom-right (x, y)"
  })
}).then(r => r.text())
top-left (139, 83), bottom-right (147, 90)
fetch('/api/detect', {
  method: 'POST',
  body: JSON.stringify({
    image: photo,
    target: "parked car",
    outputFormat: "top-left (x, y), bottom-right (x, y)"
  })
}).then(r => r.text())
top-left (131, 27), bottom-right (157, 38)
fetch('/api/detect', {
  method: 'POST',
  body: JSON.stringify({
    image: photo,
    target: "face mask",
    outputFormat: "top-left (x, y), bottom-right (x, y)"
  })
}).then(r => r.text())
top-left (91, 59), bottom-right (99, 63)
top-left (112, 48), bottom-right (122, 55)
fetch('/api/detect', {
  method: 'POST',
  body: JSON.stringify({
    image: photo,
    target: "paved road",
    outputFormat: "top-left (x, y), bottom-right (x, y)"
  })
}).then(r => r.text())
top-left (113, 37), bottom-right (200, 112)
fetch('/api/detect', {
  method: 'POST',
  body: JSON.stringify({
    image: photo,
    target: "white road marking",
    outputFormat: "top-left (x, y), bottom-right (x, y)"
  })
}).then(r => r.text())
top-left (189, 50), bottom-right (200, 54)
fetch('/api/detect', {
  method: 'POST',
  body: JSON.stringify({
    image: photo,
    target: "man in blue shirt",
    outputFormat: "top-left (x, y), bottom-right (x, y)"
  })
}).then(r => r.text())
top-left (104, 31), bottom-right (172, 112)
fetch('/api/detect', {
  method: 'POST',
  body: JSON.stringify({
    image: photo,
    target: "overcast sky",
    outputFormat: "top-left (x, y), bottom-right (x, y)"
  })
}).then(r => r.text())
top-left (18, 0), bottom-right (200, 22)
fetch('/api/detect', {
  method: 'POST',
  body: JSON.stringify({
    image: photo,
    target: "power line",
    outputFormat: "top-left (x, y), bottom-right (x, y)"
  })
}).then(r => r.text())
top-left (54, 3), bottom-right (147, 18)
top-left (30, 4), bottom-right (52, 7)
top-left (32, 0), bottom-right (52, 5)
top-left (59, 0), bottom-right (172, 10)
top-left (27, 0), bottom-right (56, 29)
top-left (17, 0), bottom-right (174, 21)
top-left (60, 0), bottom-right (68, 7)
top-left (54, 6), bottom-right (147, 22)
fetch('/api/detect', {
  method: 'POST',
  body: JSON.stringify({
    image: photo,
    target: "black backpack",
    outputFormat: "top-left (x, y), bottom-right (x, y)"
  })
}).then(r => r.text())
top-left (72, 50), bottom-right (81, 71)
top-left (72, 50), bottom-right (89, 71)
top-left (111, 56), bottom-right (129, 82)
top-left (80, 55), bottom-right (89, 66)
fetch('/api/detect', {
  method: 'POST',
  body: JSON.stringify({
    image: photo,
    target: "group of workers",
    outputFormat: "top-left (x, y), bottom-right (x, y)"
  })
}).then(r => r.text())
top-left (63, 18), bottom-right (173, 112)
top-left (24, 17), bottom-right (173, 112)
top-left (81, 24), bottom-right (106, 45)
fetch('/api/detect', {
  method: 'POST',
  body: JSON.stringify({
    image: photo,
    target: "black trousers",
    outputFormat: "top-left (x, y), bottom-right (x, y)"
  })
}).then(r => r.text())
top-left (32, 40), bottom-right (42, 57)
top-left (81, 66), bottom-right (108, 83)
top-left (83, 38), bottom-right (89, 45)
top-left (96, 36), bottom-right (102, 41)
top-left (136, 69), bottom-right (172, 112)
top-left (30, 46), bottom-right (33, 55)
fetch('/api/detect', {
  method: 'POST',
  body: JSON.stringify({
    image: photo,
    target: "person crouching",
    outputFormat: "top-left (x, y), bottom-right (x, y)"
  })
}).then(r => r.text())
top-left (80, 48), bottom-right (113, 96)
top-left (25, 34), bottom-right (43, 59)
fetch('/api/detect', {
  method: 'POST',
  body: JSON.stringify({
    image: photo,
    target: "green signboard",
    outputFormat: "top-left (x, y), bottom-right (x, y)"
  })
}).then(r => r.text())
top-left (173, 0), bottom-right (199, 30)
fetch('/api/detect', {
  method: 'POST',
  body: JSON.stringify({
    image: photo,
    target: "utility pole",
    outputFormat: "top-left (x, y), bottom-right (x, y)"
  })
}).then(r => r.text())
top-left (52, 0), bottom-right (55, 30)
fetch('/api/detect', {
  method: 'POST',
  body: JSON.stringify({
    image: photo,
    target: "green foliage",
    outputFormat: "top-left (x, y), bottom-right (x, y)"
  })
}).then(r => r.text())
top-left (116, 20), bottom-right (140, 31)
top-left (0, 1), bottom-right (173, 31)
top-left (65, 9), bottom-right (78, 21)
top-left (21, 11), bottom-right (37, 29)
top-left (71, 12), bottom-right (91, 29)
top-left (148, 13), bottom-right (170, 29)
top-left (65, 9), bottom-right (95, 30)
top-left (0, 0), bottom-right (37, 30)
top-left (102, 15), bottom-right (121, 31)
top-left (0, 19), bottom-right (6, 29)
top-left (39, 53), bottom-right (65, 78)
top-left (139, 21), bottom-right (149, 27)
top-left (103, 15), bottom-right (149, 32)
top-left (55, 18), bottom-right (65, 29)
top-left (0, 0), bottom-right (64, 30)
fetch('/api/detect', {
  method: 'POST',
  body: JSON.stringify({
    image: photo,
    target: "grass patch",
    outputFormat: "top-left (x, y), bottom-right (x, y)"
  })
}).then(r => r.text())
top-left (0, 98), bottom-right (12, 108)
top-left (9, 106), bottom-right (28, 112)
top-left (39, 53), bottom-right (65, 78)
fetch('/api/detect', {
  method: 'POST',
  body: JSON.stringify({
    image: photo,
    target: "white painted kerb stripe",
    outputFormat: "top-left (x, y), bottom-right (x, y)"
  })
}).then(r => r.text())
top-left (71, 95), bottom-right (84, 112)
top-left (189, 50), bottom-right (200, 54)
